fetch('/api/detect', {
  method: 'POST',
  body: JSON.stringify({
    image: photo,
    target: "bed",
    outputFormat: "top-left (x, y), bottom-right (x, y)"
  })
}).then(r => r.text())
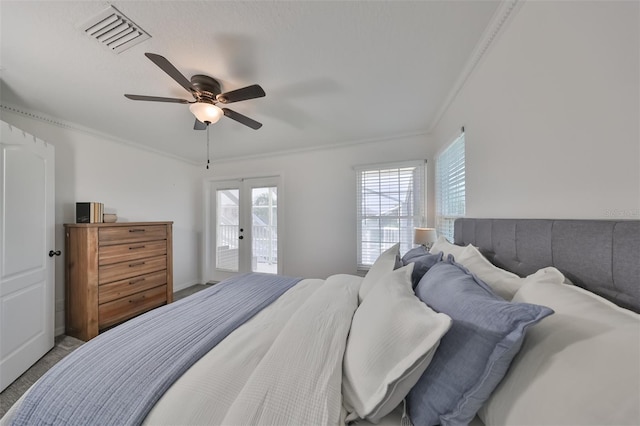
top-left (2, 218), bottom-right (639, 426)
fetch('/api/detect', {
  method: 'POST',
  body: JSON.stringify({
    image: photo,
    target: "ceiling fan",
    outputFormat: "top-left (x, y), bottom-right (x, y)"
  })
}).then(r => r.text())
top-left (125, 53), bottom-right (265, 130)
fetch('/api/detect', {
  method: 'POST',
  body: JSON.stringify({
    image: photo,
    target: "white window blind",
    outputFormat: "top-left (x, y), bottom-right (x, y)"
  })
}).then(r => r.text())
top-left (356, 161), bottom-right (425, 269)
top-left (436, 132), bottom-right (465, 241)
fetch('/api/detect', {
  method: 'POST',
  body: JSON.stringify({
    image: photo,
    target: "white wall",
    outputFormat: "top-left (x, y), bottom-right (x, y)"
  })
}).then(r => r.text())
top-left (1, 110), bottom-right (203, 335)
top-left (207, 134), bottom-right (431, 279)
top-left (430, 0), bottom-right (639, 220)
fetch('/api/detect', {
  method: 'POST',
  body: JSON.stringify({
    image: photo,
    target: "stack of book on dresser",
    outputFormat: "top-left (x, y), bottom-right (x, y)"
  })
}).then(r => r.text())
top-left (76, 202), bottom-right (104, 223)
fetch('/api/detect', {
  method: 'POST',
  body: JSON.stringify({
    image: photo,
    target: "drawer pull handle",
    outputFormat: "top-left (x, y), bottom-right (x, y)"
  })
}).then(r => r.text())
top-left (129, 295), bottom-right (146, 303)
top-left (129, 245), bottom-right (146, 250)
top-left (129, 229), bottom-right (146, 233)
top-left (129, 278), bottom-right (145, 285)
top-left (129, 261), bottom-right (145, 267)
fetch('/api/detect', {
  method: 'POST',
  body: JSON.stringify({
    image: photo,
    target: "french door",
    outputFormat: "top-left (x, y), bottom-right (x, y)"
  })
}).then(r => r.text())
top-left (207, 176), bottom-right (281, 282)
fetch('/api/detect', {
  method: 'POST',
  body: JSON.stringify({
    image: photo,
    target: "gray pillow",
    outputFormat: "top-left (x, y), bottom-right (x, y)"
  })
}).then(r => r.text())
top-left (401, 246), bottom-right (430, 264)
top-left (394, 253), bottom-right (403, 270)
top-left (408, 256), bottom-right (554, 425)
top-left (404, 252), bottom-right (442, 288)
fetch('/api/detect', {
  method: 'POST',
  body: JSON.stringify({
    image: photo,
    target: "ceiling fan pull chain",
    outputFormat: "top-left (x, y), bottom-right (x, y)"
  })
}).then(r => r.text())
top-left (206, 123), bottom-right (211, 170)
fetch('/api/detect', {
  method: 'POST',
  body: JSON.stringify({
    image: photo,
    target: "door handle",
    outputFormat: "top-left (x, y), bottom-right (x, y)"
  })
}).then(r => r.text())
top-left (238, 235), bottom-right (244, 240)
top-left (49, 250), bottom-right (61, 257)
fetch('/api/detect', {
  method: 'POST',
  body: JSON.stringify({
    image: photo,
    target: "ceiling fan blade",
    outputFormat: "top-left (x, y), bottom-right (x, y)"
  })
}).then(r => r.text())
top-left (125, 94), bottom-right (191, 103)
top-left (145, 53), bottom-right (196, 95)
top-left (222, 108), bottom-right (263, 130)
top-left (217, 84), bottom-right (266, 104)
top-left (194, 118), bottom-right (207, 130)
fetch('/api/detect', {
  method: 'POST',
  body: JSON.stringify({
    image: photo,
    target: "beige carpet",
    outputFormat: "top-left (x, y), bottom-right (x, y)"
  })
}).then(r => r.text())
top-left (0, 284), bottom-right (210, 418)
top-left (0, 335), bottom-right (84, 417)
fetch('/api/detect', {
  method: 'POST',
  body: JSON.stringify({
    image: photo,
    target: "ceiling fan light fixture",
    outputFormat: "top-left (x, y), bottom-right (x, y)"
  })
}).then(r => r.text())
top-left (124, 53), bottom-right (264, 129)
top-left (189, 102), bottom-right (223, 124)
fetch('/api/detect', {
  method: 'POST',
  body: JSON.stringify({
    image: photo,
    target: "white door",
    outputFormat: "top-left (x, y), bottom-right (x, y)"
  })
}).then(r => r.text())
top-left (0, 121), bottom-right (55, 392)
top-left (207, 177), bottom-right (281, 282)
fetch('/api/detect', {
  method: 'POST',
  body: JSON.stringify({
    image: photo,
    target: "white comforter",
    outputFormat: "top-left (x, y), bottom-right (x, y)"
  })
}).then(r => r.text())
top-left (143, 274), bottom-right (362, 425)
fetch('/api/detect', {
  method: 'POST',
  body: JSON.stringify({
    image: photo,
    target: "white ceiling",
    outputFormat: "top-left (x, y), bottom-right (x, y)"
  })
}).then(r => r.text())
top-left (0, 1), bottom-right (501, 164)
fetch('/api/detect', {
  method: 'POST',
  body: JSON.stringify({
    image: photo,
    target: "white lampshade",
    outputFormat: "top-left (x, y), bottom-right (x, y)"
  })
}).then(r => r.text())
top-left (414, 228), bottom-right (437, 247)
top-left (189, 102), bottom-right (223, 124)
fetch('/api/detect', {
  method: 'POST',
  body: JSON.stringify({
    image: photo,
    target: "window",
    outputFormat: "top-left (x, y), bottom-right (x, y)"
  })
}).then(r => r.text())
top-left (356, 161), bottom-right (425, 269)
top-left (436, 131), bottom-right (465, 241)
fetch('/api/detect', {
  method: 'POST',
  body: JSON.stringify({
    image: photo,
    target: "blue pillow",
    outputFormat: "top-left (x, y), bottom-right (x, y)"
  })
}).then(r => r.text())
top-left (394, 253), bottom-right (403, 270)
top-left (401, 246), bottom-right (430, 264)
top-left (404, 252), bottom-right (442, 288)
top-left (408, 257), bottom-right (553, 425)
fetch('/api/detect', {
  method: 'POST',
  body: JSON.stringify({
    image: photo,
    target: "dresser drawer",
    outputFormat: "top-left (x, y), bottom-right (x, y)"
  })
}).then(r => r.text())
top-left (99, 285), bottom-right (167, 329)
top-left (98, 255), bottom-right (166, 285)
top-left (98, 270), bottom-right (167, 304)
top-left (98, 240), bottom-right (167, 266)
top-left (99, 225), bottom-right (167, 245)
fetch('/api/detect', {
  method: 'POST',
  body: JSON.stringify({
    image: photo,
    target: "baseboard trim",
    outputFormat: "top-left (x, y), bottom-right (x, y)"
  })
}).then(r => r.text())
top-left (173, 279), bottom-right (200, 292)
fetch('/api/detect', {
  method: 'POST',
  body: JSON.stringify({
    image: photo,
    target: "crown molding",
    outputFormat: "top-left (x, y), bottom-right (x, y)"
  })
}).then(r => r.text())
top-left (208, 129), bottom-right (430, 165)
top-left (427, 0), bottom-right (523, 133)
top-left (1, 103), bottom-right (430, 166)
top-left (1, 104), bottom-right (72, 129)
top-left (0, 103), bottom-right (199, 165)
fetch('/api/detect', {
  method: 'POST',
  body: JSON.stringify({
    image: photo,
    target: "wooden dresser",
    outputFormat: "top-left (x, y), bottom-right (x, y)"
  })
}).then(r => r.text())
top-left (64, 222), bottom-right (173, 341)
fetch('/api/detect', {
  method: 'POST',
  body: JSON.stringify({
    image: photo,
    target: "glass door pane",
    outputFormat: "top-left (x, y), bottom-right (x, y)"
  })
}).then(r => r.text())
top-left (251, 186), bottom-right (277, 273)
top-left (216, 188), bottom-right (239, 271)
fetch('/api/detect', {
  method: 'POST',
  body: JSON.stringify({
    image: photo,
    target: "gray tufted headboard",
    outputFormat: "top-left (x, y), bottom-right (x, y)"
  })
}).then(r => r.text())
top-left (454, 219), bottom-right (640, 313)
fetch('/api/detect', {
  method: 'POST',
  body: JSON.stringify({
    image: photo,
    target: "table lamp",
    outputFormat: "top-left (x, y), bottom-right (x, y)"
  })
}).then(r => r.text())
top-left (414, 228), bottom-right (437, 250)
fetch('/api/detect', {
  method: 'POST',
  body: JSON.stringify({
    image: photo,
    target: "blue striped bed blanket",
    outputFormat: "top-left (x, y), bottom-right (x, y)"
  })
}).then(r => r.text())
top-left (8, 273), bottom-right (302, 426)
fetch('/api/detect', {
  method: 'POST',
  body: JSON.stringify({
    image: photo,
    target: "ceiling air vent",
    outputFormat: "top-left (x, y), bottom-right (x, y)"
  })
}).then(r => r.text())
top-left (79, 5), bottom-right (150, 54)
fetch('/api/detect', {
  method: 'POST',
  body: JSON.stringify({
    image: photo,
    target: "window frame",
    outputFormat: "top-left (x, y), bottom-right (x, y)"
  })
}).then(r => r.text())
top-left (435, 131), bottom-right (466, 242)
top-left (355, 160), bottom-right (426, 271)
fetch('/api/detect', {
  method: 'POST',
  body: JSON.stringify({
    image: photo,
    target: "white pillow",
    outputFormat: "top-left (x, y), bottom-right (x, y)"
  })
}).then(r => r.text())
top-left (343, 264), bottom-right (452, 423)
top-left (428, 236), bottom-right (467, 260)
top-left (359, 243), bottom-right (400, 302)
top-left (455, 245), bottom-right (522, 299)
top-left (479, 281), bottom-right (640, 425)
top-left (521, 266), bottom-right (566, 286)
top-left (457, 245), bottom-right (566, 300)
